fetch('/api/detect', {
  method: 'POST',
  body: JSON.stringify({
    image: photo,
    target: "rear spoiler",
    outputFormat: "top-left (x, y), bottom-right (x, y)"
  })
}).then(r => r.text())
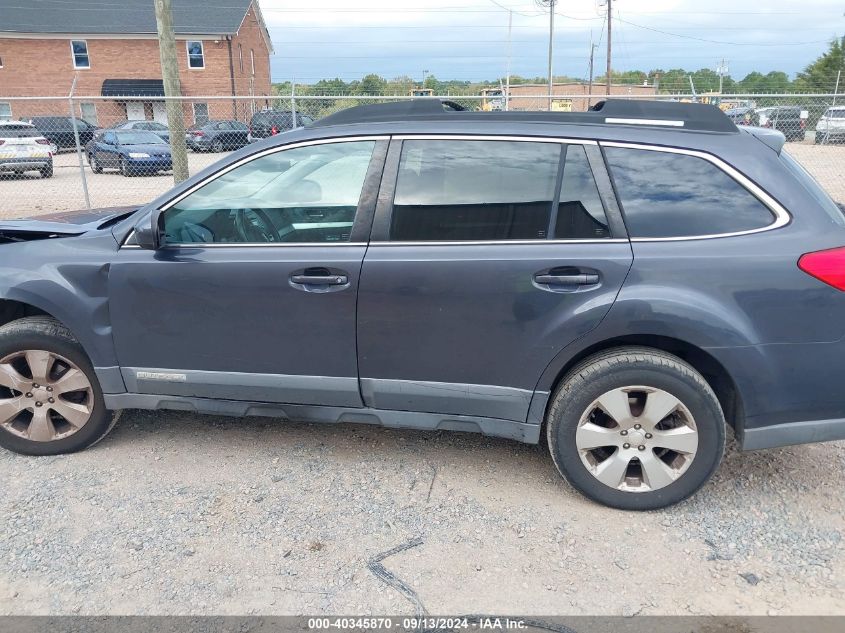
top-left (739, 126), bottom-right (786, 154)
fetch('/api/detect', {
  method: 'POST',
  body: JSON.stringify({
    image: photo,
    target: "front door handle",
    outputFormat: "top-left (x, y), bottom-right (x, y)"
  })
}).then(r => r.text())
top-left (534, 273), bottom-right (600, 286)
top-left (290, 273), bottom-right (348, 285)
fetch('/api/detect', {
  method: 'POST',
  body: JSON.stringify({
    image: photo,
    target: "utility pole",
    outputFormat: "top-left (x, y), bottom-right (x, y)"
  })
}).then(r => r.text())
top-left (505, 9), bottom-right (512, 111)
top-left (154, 0), bottom-right (189, 183)
top-left (606, 0), bottom-right (612, 95)
top-left (547, 0), bottom-right (555, 109)
top-left (716, 58), bottom-right (729, 94)
top-left (587, 41), bottom-right (598, 107)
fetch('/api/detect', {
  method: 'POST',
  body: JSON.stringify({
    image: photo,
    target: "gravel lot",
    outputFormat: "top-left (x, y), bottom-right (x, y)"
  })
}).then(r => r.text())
top-left (0, 414), bottom-right (843, 616)
top-left (0, 135), bottom-right (844, 617)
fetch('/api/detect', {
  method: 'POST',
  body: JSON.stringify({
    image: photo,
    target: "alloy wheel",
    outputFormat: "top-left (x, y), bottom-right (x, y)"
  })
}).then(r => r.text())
top-left (0, 350), bottom-right (94, 442)
top-left (575, 386), bottom-right (698, 492)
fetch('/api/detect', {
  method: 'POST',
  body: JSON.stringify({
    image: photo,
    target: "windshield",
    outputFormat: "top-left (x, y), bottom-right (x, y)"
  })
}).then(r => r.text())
top-left (115, 131), bottom-right (166, 145)
top-left (781, 151), bottom-right (845, 226)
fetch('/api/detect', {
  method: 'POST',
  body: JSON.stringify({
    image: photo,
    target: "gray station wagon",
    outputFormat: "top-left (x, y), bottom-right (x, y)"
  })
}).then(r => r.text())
top-left (1, 99), bottom-right (844, 510)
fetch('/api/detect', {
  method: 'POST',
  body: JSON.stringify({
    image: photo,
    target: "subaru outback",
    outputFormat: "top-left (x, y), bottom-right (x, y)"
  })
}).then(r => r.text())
top-left (1, 99), bottom-right (844, 510)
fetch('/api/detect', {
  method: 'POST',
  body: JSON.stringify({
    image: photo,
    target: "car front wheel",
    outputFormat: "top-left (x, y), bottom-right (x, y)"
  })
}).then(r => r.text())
top-left (0, 317), bottom-right (118, 455)
top-left (546, 347), bottom-right (725, 510)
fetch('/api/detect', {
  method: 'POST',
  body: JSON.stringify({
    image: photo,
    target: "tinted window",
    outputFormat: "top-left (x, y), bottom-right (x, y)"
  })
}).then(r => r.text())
top-left (391, 140), bottom-right (560, 241)
top-left (164, 141), bottom-right (375, 245)
top-left (555, 145), bottom-right (610, 239)
top-left (605, 147), bottom-right (775, 238)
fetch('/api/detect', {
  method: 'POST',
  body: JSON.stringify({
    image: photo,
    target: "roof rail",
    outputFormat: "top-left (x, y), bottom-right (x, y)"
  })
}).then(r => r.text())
top-left (309, 98), bottom-right (738, 133)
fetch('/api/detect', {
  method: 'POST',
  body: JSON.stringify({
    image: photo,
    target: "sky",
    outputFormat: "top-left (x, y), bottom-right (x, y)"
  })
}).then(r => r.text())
top-left (258, 0), bottom-right (844, 84)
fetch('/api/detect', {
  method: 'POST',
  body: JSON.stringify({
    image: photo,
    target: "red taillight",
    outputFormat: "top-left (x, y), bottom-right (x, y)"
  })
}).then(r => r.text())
top-left (800, 119), bottom-right (807, 130)
top-left (36, 138), bottom-right (51, 145)
top-left (271, 125), bottom-right (278, 135)
top-left (799, 247), bottom-right (845, 291)
top-left (192, 131), bottom-right (204, 136)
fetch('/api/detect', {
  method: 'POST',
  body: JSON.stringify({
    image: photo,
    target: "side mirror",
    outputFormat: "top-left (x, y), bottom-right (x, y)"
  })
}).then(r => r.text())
top-left (133, 210), bottom-right (163, 249)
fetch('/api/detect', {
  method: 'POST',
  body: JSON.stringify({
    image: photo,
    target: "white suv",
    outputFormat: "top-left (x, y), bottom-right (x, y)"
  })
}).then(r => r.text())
top-left (815, 106), bottom-right (845, 144)
top-left (0, 121), bottom-right (54, 178)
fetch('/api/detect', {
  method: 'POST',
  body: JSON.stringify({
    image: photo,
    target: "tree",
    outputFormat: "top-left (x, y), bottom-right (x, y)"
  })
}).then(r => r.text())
top-left (356, 74), bottom-right (388, 96)
top-left (795, 37), bottom-right (845, 93)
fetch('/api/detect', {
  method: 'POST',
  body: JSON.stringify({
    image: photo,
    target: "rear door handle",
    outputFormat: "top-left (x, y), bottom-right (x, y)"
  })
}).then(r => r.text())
top-left (290, 274), bottom-right (348, 285)
top-left (534, 273), bottom-right (600, 286)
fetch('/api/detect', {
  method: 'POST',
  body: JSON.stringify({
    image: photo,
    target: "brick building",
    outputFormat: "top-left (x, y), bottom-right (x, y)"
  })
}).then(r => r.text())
top-left (507, 82), bottom-right (657, 112)
top-left (0, 0), bottom-right (273, 127)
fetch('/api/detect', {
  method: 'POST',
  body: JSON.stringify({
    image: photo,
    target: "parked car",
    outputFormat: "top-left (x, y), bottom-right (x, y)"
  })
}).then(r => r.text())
top-left (248, 109), bottom-right (313, 142)
top-left (28, 116), bottom-right (96, 151)
top-left (754, 106), bottom-right (806, 141)
top-left (815, 106), bottom-right (845, 144)
top-left (0, 120), bottom-right (53, 178)
top-left (84, 129), bottom-right (172, 176)
top-left (2, 100), bottom-right (845, 511)
top-left (185, 120), bottom-right (250, 152)
top-left (723, 106), bottom-right (756, 126)
top-left (106, 120), bottom-right (171, 143)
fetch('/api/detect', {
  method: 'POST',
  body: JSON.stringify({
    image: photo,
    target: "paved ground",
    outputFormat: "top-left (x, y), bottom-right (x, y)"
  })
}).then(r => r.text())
top-left (0, 134), bottom-right (844, 616)
top-left (0, 138), bottom-right (843, 220)
top-left (0, 413), bottom-right (843, 616)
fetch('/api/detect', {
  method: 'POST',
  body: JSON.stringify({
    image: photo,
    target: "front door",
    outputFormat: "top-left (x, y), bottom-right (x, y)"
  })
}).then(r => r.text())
top-left (152, 101), bottom-right (168, 124)
top-left (109, 137), bottom-right (387, 406)
top-left (126, 101), bottom-right (145, 121)
top-left (357, 137), bottom-right (633, 422)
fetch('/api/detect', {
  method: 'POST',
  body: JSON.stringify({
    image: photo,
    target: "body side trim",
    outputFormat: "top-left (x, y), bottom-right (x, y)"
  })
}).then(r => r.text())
top-left (121, 368), bottom-right (361, 408)
top-left (741, 417), bottom-right (845, 451)
top-left (360, 377), bottom-right (533, 422)
top-left (102, 393), bottom-right (542, 443)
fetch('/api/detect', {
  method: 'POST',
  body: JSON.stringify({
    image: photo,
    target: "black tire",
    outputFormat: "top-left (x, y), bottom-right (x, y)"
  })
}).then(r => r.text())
top-left (0, 316), bottom-right (117, 456)
top-left (39, 161), bottom-right (53, 178)
top-left (211, 138), bottom-right (224, 152)
top-left (119, 157), bottom-right (132, 177)
top-left (546, 346), bottom-right (725, 511)
top-left (89, 153), bottom-right (103, 173)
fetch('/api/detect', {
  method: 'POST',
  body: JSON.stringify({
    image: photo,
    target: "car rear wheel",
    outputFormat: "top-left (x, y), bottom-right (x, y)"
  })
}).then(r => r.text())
top-left (0, 317), bottom-right (118, 456)
top-left (545, 347), bottom-right (725, 510)
top-left (211, 138), bottom-right (224, 152)
top-left (39, 162), bottom-right (53, 178)
top-left (119, 157), bottom-right (132, 177)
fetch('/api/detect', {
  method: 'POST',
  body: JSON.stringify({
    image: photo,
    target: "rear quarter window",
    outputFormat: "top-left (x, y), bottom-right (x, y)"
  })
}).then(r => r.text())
top-left (0, 125), bottom-right (39, 138)
top-left (604, 146), bottom-right (777, 238)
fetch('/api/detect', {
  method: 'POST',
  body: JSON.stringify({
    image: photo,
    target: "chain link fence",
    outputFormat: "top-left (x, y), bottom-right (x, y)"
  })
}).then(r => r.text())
top-left (0, 93), bottom-right (843, 218)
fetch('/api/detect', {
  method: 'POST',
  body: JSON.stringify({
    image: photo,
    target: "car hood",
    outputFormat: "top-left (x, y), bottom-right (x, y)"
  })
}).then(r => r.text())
top-left (120, 143), bottom-right (171, 154)
top-left (0, 205), bottom-right (139, 241)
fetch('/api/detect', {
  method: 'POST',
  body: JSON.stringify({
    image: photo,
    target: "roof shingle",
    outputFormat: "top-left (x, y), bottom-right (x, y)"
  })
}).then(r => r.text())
top-left (0, 0), bottom-right (254, 35)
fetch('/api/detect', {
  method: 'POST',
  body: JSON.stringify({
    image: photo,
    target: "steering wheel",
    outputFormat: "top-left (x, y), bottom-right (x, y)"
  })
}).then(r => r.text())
top-left (233, 208), bottom-right (280, 243)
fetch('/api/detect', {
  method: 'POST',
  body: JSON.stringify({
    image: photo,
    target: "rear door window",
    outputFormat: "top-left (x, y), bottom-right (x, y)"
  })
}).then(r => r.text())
top-left (604, 146), bottom-right (776, 238)
top-left (390, 139), bottom-right (560, 241)
top-left (0, 125), bottom-right (39, 138)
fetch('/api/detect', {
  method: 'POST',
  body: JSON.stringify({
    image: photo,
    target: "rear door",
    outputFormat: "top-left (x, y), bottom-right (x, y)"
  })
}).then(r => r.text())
top-left (356, 136), bottom-right (633, 423)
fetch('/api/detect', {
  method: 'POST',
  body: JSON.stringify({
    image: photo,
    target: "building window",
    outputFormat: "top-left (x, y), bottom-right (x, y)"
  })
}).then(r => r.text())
top-left (250, 49), bottom-right (255, 76)
top-left (238, 43), bottom-right (243, 72)
top-left (193, 102), bottom-right (209, 125)
top-left (0, 56), bottom-right (4, 68)
top-left (0, 102), bottom-right (11, 120)
top-left (80, 102), bottom-right (97, 126)
top-left (186, 40), bottom-right (204, 69)
top-left (71, 40), bottom-right (90, 69)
